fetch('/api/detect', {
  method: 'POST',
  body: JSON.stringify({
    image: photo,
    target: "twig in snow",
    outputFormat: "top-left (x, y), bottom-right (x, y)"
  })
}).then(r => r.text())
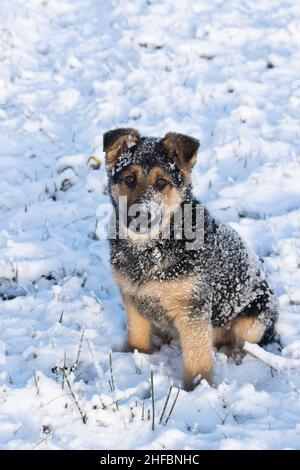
top-left (59, 310), bottom-right (64, 324)
top-left (244, 342), bottom-right (300, 400)
top-left (243, 341), bottom-right (300, 371)
top-left (13, 263), bottom-right (19, 282)
top-left (159, 385), bottom-right (173, 424)
top-left (151, 370), bottom-right (155, 431)
top-left (91, 291), bottom-right (101, 305)
top-left (164, 388), bottom-right (180, 424)
top-left (130, 405), bottom-right (135, 421)
top-left (62, 370), bottom-right (87, 424)
top-left (13, 393), bottom-right (72, 436)
top-left (141, 398), bottom-right (145, 421)
top-left (206, 397), bottom-right (236, 425)
top-left (205, 397), bottom-right (223, 422)
top-left (222, 404), bottom-right (236, 425)
top-left (33, 369), bottom-right (40, 395)
top-left (267, 407), bottom-right (272, 430)
top-left (109, 352), bottom-right (116, 390)
top-left (41, 217), bottom-right (50, 240)
top-left (31, 435), bottom-right (48, 450)
top-left (61, 215), bottom-right (94, 229)
top-left (62, 349), bottom-right (67, 390)
top-left (109, 352), bottom-right (119, 411)
top-left (42, 393), bottom-right (71, 409)
top-left (287, 379), bottom-right (300, 396)
top-left (74, 328), bottom-right (85, 373)
top-left (81, 273), bottom-right (88, 288)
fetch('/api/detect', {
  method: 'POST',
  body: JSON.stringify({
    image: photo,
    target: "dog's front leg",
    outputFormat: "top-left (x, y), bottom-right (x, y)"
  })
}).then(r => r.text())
top-left (174, 315), bottom-right (213, 390)
top-left (121, 290), bottom-right (152, 353)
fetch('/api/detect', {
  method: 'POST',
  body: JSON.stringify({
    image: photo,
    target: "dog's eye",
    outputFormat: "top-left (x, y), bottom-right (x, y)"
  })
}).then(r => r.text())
top-left (155, 178), bottom-right (168, 190)
top-left (123, 174), bottom-right (136, 186)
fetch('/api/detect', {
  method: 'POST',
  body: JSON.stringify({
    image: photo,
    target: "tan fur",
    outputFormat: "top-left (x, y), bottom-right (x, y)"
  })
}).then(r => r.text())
top-left (111, 164), bottom-right (183, 210)
top-left (115, 272), bottom-right (213, 388)
top-left (140, 277), bottom-right (196, 319)
top-left (114, 272), bottom-right (196, 314)
top-left (111, 164), bottom-right (184, 245)
top-left (212, 325), bottom-right (232, 348)
top-left (111, 164), bottom-right (145, 207)
top-left (230, 316), bottom-right (265, 347)
top-left (115, 271), bottom-right (266, 386)
top-left (161, 186), bottom-right (183, 212)
top-left (147, 167), bottom-right (173, 187)
top-left (113, 272), bottom-right (137, 297)
top-left (212, 317), bottom-right (265, 352)
top-left (177, 154), bottom-right (196, 185)
top-left (175, 317), bottom-right (213, 389)
top-left (120, 289), bottom-right (152, 353)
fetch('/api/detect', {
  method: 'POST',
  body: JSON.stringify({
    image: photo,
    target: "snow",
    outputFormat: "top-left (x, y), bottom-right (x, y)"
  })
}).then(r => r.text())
top-left (0, 0), bottom-right (300, 450)
top-left (244, 341), bottom-right (300, 371)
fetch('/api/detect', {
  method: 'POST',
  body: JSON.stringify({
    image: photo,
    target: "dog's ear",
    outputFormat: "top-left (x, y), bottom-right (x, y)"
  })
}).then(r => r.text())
top-left (103, 128), bottom-right (140, 171)
top-left (162, 132), bottom-right (200, 171)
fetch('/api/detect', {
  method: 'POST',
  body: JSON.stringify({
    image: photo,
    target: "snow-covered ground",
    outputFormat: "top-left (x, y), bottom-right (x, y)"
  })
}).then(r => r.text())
top-left (0, 0), bottom-right (300, 450)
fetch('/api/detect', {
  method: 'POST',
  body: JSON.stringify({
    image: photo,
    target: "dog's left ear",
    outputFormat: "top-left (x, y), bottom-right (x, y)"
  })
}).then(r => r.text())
top-left (162, 132), bottom-right (200, 171)
top-left (103, 128), bottom-right (140, 171)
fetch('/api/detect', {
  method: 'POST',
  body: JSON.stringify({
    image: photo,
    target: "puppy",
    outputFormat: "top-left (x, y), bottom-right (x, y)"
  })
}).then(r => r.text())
top-left (103, 128), bottom-right (278, 390)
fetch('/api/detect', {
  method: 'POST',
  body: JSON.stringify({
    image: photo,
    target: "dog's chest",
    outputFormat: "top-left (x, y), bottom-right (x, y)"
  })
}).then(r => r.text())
top-left (112, 242), bottom-right (175, 282)
top-left (113, 268), bottom-right (170, 328)
top-left (113, 259), bottom-right (198, 331)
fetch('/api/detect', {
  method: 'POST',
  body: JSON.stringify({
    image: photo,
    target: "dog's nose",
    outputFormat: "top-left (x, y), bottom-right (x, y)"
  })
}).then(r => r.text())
top-left (128, 209), bottom-right (140, 225)
top-left (128, 207), bottom-right (152, 231)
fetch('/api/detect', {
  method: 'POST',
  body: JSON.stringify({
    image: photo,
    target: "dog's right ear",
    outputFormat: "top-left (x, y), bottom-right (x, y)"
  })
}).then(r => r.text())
top-left (103, 128), bottom-right (140, 171)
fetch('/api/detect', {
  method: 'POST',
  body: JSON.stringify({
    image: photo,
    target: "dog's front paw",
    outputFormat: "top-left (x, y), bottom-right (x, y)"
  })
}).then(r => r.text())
top-left (184, 371), bottom-right (213, 391)
top-left (125, 341), bottom-right (152, 354)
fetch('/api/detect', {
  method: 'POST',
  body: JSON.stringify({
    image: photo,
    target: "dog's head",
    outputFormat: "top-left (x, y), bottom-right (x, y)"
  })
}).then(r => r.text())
top-left (103, 128), bottom-right (200, 241)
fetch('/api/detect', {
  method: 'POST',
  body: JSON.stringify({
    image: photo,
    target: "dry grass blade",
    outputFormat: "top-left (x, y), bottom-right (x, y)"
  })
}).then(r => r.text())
top-left (74, 328), bottom-right (85, 372)
top-left (159, 385), bottom-right (173, 424)
top-left (164, 388), bottom-right (180, 424)
top-left (62, 369), bottom-right (87, 424)
top-left (109, 352), bottom-right (119, 411)
top-left (151, 370), bottom-right (155, 430)
top-left (33, 368), bottom-right (40, 395)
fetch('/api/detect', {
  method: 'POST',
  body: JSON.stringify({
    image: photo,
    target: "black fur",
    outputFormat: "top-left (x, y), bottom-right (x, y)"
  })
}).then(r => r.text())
top-left (106, 133), bottom-right (278, 346)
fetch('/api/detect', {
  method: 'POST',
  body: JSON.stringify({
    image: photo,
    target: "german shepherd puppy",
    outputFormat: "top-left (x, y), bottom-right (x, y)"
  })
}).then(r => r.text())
top-left (103, 128), bottom-right (277, 390)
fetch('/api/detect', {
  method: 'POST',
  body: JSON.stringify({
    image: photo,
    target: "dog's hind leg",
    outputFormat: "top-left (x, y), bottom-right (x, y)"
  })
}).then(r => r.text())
top-left (231, 316), bottom-right (265, 346)
top-left (227, 316), bottom-right (266, 363)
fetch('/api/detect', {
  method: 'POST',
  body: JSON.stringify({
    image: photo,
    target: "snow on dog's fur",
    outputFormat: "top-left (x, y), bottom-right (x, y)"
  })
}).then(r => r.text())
top-left (104, 128), bottom-right (278, 390)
